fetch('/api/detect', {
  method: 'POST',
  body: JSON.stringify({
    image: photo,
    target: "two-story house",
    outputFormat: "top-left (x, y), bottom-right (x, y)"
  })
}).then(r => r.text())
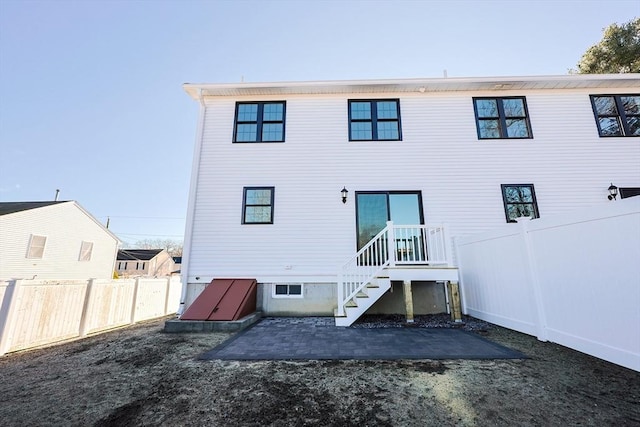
top-left (0, 201), bottom-right (120, 280)
top-left (180, 74), bottom-right (639, 325)
top-left (115, 249), bottom-right (175, 278)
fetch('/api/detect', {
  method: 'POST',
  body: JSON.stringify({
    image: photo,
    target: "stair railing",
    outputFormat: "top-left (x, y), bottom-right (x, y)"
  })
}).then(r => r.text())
top-left (337, 222), bottom-right (453, 316)
top-left (337, 222), bottom-right (393, 316)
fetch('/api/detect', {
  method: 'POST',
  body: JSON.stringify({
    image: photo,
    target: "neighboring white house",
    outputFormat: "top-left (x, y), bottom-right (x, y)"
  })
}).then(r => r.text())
top-left (0, 201), bottom-right (121, 280)
top-left (115, 249), bottom-right (175, 278)
top-left (180, 74), bottom-right (640, 324)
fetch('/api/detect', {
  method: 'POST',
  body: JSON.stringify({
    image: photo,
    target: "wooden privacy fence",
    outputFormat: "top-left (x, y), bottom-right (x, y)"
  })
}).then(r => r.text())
top-left (455, 197), bottom-right (640, 372)
top-left (0, 277), bottom-right (182, 356)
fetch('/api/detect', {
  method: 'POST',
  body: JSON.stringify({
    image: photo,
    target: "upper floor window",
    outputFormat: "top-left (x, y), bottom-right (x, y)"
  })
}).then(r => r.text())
top-left (242, 187), bottom-right (274, 224)
top-left (234, 101), bottom-right (286, 142)
top-left (79, 241), bottom-right (93, 261)
top-left (26, 234), bottom-right (47, 259)
top-left (473, 97), bottom-right (532, 139)
top-left (590, 95), bottom-right (639, 137)
top-left (501, 184), bottom-right (539, 223)
top-left (349, 99), bottom-right (401, 141)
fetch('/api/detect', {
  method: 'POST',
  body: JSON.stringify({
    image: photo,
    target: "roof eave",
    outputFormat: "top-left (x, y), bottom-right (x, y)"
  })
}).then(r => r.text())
top-left (183, 74), bottom-right (640, 99)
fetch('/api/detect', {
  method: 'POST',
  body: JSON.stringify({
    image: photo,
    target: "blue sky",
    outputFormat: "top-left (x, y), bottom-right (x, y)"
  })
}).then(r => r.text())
top-left (0, 0), bottom-right (637, 247)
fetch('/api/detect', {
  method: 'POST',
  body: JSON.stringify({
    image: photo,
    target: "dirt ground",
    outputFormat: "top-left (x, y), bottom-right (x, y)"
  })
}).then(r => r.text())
top-left (0, 315), bottom-right (638, 427)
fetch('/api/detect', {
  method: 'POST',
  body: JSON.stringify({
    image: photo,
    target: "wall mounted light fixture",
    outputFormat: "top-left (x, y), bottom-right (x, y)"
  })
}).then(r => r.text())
top-left (607, 183), bottom-right (618, 201)
top-left (341, 187), bottom-right (349, 204)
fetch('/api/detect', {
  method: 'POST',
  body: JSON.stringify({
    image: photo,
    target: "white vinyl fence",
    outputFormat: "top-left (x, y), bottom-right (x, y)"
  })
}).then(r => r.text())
top-left (455, 197), bottom-right (640, 372)
top-left (0, 277), bottom-right (182, 356)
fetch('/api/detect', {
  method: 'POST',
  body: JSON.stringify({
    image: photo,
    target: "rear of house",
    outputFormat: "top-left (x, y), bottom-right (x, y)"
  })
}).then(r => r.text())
top-left (180, 74), bottom-right (640, 323)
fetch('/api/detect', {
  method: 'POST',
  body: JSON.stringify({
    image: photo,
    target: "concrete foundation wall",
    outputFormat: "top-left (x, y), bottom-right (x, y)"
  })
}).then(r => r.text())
top-left (254, 280), bottom-right (446, 316)
top-left (257, 283), bottom-right (336, 316)
top-left (367, 281), bottom-right (447, 315)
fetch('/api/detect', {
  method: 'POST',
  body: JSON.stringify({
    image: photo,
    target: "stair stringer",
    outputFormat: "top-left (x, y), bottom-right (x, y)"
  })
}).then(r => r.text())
top-left (335, 277), bottom-right (391, 326)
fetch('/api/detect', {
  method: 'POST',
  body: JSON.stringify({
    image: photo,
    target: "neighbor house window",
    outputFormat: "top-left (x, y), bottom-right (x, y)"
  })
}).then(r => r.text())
top-left (79, 241), bottom-right (93, 261)
top-left (26, 235), bottom-right (47, 259)
top-left (501, 184), bottom-right (539, 223)
top-left (242, 187), bottom-right (274, 224)
top-left (590, 95), bottom-right (640, 137)
top-left (473, 97), bottom-right (532, 139)
top-left (234, 101), bottom-right (286, 142)
top-left (136, 262), bottom-right (146, 270)
top-left (272, 283), bottom-right (303, 298)
top-left (349, 99), bottom-right (401, 141)
top-left (118, 262), bottom-right (127, 270)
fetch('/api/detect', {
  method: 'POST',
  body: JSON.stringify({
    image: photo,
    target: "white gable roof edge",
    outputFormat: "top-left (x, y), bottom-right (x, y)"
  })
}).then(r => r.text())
top-left (8, 201), bottom-right (122, 244)
top-left (70, 201), bottom-right (122, 244)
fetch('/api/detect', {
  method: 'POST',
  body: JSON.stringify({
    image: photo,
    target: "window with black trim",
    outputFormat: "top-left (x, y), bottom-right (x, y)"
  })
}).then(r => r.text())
top-left (273, 283), bottom-right (303, 298)
top-left (590, 95), bottom-right (639, 137)
top-left (473, 97), bottom-right (532, 139)
top-left (242, 187), bottom-right (274, 224)
top-left (349, 99), bottom-right (401, 141)
top-left (501, 184), bottom-right (539, 223)
top-left (234, 101), bottom-right (286, 142)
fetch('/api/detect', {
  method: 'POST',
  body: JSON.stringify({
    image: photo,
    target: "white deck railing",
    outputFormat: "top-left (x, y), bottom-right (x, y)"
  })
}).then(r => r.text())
top-left (337, 221), bottom-right (451, 316)
top-left (392, 223), bottom-right (451, 266)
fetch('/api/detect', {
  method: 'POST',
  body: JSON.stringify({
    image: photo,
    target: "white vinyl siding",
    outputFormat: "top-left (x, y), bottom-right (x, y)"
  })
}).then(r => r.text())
top-left (0, 202), bottom-right (119, 280)
top-left (185, 88), bottom-right (640, 287)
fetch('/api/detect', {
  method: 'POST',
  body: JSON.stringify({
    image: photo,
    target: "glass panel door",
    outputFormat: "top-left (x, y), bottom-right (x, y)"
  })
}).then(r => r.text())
top-left (389, 193), bottom-right (421, 225)
top-left (356, 193), bottom-right (388, 250)
top-left (389, 193), bottom-right (425, 262)
top-left (356, 192), bottom-right (424, 251)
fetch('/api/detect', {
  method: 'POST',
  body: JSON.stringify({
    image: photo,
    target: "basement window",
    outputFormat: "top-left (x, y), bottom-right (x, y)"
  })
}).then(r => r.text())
top-left (272, 283), bottom-right (303, 298)
top-left (26, 234), bottom-right (47, 259)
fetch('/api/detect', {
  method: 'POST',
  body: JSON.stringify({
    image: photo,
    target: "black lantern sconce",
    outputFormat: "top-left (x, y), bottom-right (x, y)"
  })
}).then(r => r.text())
top-left (341, 187), bottom-right (349, 204)
top-left (607, 183), bottom-right (618, 201)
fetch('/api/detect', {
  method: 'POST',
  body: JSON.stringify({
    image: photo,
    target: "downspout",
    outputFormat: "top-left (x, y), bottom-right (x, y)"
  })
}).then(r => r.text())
top-left (177, 88), bottom-right (206, 316)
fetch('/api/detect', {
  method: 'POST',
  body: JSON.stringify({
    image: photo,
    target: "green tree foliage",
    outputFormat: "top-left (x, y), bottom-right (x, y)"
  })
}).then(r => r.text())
top-left (575, 18), bottom-right (640, 74)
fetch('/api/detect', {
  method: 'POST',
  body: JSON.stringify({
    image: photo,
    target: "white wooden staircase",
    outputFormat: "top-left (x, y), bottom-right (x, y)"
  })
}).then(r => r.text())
top-left (335, 221), bottom-right (458, 327)
top-left (335, 276), bottom-right (391, 327)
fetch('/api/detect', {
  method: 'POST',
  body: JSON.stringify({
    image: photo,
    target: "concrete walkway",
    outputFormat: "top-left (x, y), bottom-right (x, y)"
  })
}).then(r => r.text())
top-left (199, 317), bottom-right (526, 361)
